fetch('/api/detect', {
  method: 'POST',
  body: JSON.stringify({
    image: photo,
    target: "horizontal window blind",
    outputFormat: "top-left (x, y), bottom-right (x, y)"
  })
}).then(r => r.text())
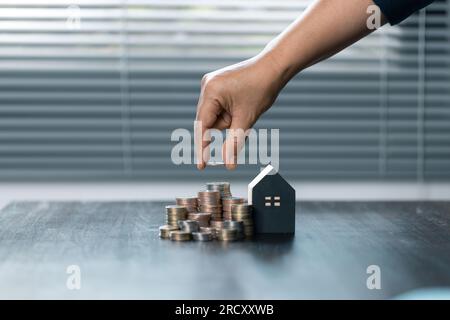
top-left (0, 0), bottom-right (448, 181)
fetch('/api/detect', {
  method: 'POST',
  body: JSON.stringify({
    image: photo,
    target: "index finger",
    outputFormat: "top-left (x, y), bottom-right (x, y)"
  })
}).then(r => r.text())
top-left (194, 97), bottom-right (221, 170)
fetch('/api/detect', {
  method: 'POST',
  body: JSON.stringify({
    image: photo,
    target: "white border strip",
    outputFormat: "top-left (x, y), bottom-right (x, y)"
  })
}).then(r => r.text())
top-left (0, 182), bottom-right (449, 203)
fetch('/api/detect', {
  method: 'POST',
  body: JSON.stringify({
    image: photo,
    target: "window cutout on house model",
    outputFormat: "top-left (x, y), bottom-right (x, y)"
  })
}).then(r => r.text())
top-left (264, 196), bottom-right (281, 207)
top-left (274, 196), bottom-right (281, 206)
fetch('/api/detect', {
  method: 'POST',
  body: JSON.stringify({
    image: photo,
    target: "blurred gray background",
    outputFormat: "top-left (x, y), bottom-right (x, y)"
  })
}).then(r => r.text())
top-left (0, 0), bottom-right (449, 187)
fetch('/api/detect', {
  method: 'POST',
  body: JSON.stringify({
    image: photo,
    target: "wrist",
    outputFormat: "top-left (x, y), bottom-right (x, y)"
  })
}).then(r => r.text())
top-left (258, 46), bottom-right (297, 91)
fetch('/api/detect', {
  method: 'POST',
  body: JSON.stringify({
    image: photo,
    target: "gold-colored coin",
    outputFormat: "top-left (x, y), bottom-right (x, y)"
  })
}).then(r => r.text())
top-left (170, 230), bottom-right (192, 241)
top-left (166, 205), bottom-right (188, 226)
top-left (217, 228), bottom-right (238, 241)
top-left (159, 225), bottom-right (179, 239)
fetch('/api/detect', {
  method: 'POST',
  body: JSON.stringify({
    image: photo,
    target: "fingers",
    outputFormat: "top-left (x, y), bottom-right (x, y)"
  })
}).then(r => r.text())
top-left (222, 114), bottom-right (253, 170)
top-left (195, 96), bottom-right (221, 170)
top-left (212, 112), bottom-right (232, 131)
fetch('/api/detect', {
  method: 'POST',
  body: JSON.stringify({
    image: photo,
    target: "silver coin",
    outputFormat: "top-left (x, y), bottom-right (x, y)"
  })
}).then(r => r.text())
top-left (206, 160), bottom-right (224, 166)
top-left (223, 220), bottom-right (244, 231)
top-left (223, 220), bottom-right (244, 238)
top-left (178, 220), bottom-right (200, 232)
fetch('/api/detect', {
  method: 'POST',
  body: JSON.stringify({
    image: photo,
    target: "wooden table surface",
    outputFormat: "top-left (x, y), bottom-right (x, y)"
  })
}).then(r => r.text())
top-left (0, 201), bottom-right (449, 299)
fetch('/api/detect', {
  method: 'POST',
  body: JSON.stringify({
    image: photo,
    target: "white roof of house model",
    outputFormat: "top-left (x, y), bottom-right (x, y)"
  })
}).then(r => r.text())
top-left (248, 164), bottom-right (275, 205)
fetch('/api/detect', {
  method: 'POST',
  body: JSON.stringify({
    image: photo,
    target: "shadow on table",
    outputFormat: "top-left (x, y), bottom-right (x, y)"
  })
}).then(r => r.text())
top-left (248, 234), bottom-right (295, 261)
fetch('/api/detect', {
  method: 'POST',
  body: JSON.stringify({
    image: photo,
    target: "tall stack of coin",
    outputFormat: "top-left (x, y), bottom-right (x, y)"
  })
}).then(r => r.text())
top-left (222, 197), bottom-right (245, 220)
top-left (231, 204), bottom-right (253, 238)
top-left (187, 212), bottom-right (211, 228)
top-left (165, 205), bottom-right (188, 227)
top-left (176, 197), bottom-right (198, 213)
top-left (206, 182), bottom-right (232, 199)
top-left (198, 190), bottom-right (222, 221)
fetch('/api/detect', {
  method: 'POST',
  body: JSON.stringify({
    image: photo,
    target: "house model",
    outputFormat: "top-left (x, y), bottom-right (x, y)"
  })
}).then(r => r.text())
top-left (248, 164), bottom-right (296, 234)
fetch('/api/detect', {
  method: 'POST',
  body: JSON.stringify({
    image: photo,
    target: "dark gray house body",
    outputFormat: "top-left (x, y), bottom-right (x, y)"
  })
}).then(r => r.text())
top-left (248, 165), bottom-right (296, 234)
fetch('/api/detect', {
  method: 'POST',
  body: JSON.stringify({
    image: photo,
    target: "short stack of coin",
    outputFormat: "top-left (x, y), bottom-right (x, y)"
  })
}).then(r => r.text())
top-left (165, 205), bottom-right (188, 227)
top-left (178, 220), bottom-right (200, 233)
top-left (200, 226), bottom-right (216, 238)
top-left (159, 225), bottom-right (179, 239)
top-left (198, 190), bottom-right (222, 221)
top-left (206, 182), bottom-right (232, 198)
top-left (192, 231), bottom-right (213, 241)
top-left (187, 212), bottom-right (211, 228)
top-left (176, 197), bottom-right (198, 213)
top-left (222, 197), bottom-right (245, 220)
top-left (223, 220), bottom-right (244, 239)
top-left (231, 204), bottom-right (254, 238)
top-left (170, 230), bottom-right (192, 241)
top-left (217, 228), bottom-right (239, 241)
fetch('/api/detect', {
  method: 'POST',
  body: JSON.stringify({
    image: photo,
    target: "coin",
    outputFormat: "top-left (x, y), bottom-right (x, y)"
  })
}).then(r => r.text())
top-left (198, 190), bottom-right (221, 203)
top-left (217, 228), bottom-right (238, 241)
top-left (198, 204), bottom-right (222, 211)
top-left (206, 182), bottom-right (232, 198)
top-left (159, 225), bottom-right (179, 239)
top-left (198, 190), bottom-right (222, 220)
top-left (178, 220), bottom-right (200, 233)
top-left (222, 197), bottom-right (245, 219)
top-left (200, 227), bottom-right (217, 239)
top-left (231, 204), bottom-right (253, 238)
top-left (170, 230), bottom-right (192, 241)
top-left (176, 197), bottom-right (198, 213)
top-left (166, 204), bottom-right (188, 212)
top-left (206, 160), bottom-right (224, 166)
top-left (187, 212), bottom-right (211, 227)
top-left (192, 231), bottom-right (213, 241)
top-left (165, 205), bottom-right (188, 227)
top-left (210, 220), bottom-right (225, 230)
top-left (223, 220), bottom-right (245, 239)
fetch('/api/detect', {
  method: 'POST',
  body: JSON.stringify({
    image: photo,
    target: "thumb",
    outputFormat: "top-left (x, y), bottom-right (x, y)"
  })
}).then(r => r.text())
top-left (222, 115), bottom-right (253, 170)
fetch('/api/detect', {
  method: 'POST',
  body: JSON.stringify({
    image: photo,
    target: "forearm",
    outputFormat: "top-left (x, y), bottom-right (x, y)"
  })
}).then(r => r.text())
top-left (261, 0), bottom-right (386, 87)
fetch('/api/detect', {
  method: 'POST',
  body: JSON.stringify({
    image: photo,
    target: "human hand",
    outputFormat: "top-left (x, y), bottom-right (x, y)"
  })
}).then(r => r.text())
top-left (195, 53), bottom-right (285, 170)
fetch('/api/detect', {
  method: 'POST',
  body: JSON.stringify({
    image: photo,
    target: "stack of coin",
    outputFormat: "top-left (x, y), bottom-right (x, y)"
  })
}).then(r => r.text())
top-left (187, 212), bottom-right (211, 228)
top-left (178, 220), bottom-right (200, 233)
top-left (217, 228), bottom-right (238, 241)
top-left (200, 226), bottom-right (216, 236)
top-left (210, 220), bottom-right (225, 237)
top-left (198, 190), bottom-right (222, 221)
top-left (176, 197), bottom-right (198, 213)
top-left (166, 205), bottom-right (188, 227)
top-left (159, 225), bottom-right (179, 239)
top-left (192, 231), bottom-right (213, 241)
top-left (206, 182), bottom-right (232, 198)
top-left (170, 230), bottom-right (192, 241)
top-left (223, 220), bottom-right (244, 239)
top-left (231, 204), bottom-right (253, 238)
top-left (222, 197), bottom-right (245, 220)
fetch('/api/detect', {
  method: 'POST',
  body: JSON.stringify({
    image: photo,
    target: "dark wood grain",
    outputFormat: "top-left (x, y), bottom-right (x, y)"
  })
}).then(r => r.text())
top-left (0, 201), bottom-right (449, 299)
